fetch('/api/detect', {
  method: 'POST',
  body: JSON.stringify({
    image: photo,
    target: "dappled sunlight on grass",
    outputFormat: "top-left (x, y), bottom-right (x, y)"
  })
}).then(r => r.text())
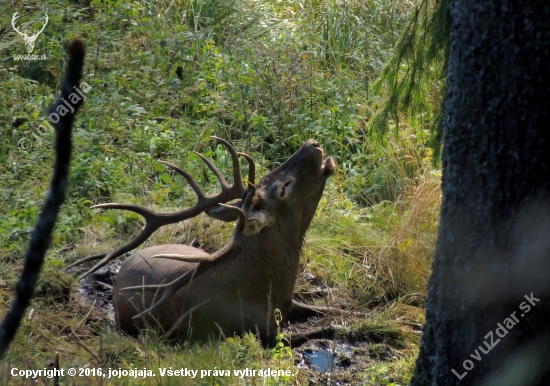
top-left (0, 0), bottom-right (439, 384)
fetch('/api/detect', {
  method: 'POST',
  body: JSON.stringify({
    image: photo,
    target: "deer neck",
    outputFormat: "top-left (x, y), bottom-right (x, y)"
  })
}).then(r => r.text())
top-left (219, 228), bottom-right (304, 295)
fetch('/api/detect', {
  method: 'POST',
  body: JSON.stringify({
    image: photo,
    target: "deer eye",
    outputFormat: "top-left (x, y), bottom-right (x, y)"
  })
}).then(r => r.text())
top-left (280, 181), bottom-right (292, 198)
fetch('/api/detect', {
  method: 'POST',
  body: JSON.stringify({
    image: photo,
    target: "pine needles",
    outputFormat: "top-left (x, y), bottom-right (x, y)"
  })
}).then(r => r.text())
top-left (370, 0), bottom-right (450, 161)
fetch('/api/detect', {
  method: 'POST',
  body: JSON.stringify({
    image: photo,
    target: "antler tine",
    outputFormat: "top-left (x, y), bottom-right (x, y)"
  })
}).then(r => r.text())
top-left (69, 137), bottom-right (250, 278)
top-left (237, 152), bottom-right (255, 186)
top-left (241, 182), bottom-right (256, 217)
top-left (76, 220), bottom-right (159, 279)
top-left (192, 136), bottom-right (244, 193)
top-left (68, 204), bottom-right (162, 273)
top-left (149, 254), bottom-right (209, 263)
top-left (211, 136), bottom-right (244, 192)
top-left (218, 204), bottom-right (246, 225)
top-left (158, 160), bottom-right (206, 199)
top-left (37, 14), bottom-right (48, 34)
top-left (11, 12), bottom-right (24, 36)
top-left (193, 151), bottom-right (231, 190)
top-left (65, 252), bottom-right (106, 269)
top-left (219, 182), bottom-right (256, 232)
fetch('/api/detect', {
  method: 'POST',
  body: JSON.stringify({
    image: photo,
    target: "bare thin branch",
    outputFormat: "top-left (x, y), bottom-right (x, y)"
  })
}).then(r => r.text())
top-left (0, 39), bottom-right (85, 359)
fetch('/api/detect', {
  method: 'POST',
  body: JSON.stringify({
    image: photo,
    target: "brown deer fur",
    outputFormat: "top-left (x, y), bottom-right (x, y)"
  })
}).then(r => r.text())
top-left (75, 139), bottom-right (335, 346)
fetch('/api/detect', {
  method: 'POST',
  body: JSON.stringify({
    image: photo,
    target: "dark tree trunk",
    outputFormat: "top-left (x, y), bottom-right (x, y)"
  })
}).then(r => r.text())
top-left (410, 1), bottom-right (550, 385)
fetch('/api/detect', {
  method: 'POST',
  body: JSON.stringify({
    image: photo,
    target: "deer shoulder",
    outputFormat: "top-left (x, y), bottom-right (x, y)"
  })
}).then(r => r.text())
top-left (70, 115), bottom-right (335, 347)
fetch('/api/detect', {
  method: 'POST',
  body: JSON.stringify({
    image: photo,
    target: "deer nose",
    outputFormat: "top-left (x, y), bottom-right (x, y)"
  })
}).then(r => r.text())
top-left (300, 139), bottom-right (324, 159)
top-left (306, 140), bottom-right (322, 151)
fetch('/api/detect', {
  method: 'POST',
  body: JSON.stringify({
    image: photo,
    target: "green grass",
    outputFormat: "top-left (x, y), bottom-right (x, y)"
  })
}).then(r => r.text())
top-left (0, 0), bottom-right (441, 384)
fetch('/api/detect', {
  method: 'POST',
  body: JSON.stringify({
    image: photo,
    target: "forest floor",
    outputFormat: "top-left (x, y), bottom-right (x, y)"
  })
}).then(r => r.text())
top-left (0, 0), bottom-right (441, 384)
top-left (68, 258), bottom-right (425, 385)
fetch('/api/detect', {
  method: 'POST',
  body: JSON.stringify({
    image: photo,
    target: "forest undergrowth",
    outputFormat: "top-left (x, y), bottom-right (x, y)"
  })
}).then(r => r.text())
top-left (0, 0), bottom-right (443, 384)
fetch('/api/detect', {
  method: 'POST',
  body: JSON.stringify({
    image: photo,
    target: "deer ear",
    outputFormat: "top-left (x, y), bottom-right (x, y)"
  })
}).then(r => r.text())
top-left (243, 209), bottom-right (275, 236)
top-left (205, 202), bottom-right (242, 222)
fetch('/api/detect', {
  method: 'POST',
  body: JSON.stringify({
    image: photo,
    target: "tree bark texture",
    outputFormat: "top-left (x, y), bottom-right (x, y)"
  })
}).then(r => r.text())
top-left (410, 1), bottom-right (550, 385)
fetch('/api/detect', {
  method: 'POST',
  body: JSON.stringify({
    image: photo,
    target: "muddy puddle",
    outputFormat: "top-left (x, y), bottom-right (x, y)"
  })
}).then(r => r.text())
top-left (70, 260), bottom-right (122, 322)
top-left (290, 331), bottom-right (374, 384)
top-left (301, 342), bottom-right (352, 372)
top-left (73, 261), bottom-right (375, 383)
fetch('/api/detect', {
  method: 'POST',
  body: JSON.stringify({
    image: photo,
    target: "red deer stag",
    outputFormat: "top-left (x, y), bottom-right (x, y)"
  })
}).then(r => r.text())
top-left (70, 138), bottom-right (335, 347)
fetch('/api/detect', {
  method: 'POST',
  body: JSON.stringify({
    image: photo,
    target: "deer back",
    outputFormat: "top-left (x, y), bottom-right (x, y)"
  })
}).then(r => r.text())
top-left (81, 139), bottom-right (335, 345)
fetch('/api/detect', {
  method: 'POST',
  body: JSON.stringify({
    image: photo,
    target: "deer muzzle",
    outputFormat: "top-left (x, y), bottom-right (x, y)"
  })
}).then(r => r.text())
top-left (322, 156), bottom-right (336, 177)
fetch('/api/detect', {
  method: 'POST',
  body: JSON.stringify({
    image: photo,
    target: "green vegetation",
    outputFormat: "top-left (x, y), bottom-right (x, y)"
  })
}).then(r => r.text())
top-left (0, 0), bottom-right (443, 384)
top-left (370, 0), bottom-right (449, 161)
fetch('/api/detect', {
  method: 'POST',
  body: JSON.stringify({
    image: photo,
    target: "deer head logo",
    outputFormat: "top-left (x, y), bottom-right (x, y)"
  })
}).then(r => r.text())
top-left (12, 12), bottom-right (48, 54)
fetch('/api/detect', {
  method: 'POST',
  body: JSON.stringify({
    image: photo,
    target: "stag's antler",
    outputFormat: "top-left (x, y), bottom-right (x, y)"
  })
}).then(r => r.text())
top-left (11, 12), bottom-right (25, 37)
top-left (12, 12), bottom-right (49, 53)
top-left (124, 182), bottom-right (258, 318)
top-left (67, 136), bottom-right (255, 279)
top-left (34, 14), bottom-right (48, 36)
top-left (11, 12), bottom-right (48, 36)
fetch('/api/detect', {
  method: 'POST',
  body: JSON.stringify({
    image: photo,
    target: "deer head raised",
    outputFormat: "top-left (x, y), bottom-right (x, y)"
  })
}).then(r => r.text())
top-left (12, 12), bottom-right (48, 54)
top-left (70, 138), bottom-right (335, 345)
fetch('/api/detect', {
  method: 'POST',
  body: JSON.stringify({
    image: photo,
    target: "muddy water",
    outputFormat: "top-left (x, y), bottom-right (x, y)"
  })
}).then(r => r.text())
top-left (74, 261), bottom-right (371, 382)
